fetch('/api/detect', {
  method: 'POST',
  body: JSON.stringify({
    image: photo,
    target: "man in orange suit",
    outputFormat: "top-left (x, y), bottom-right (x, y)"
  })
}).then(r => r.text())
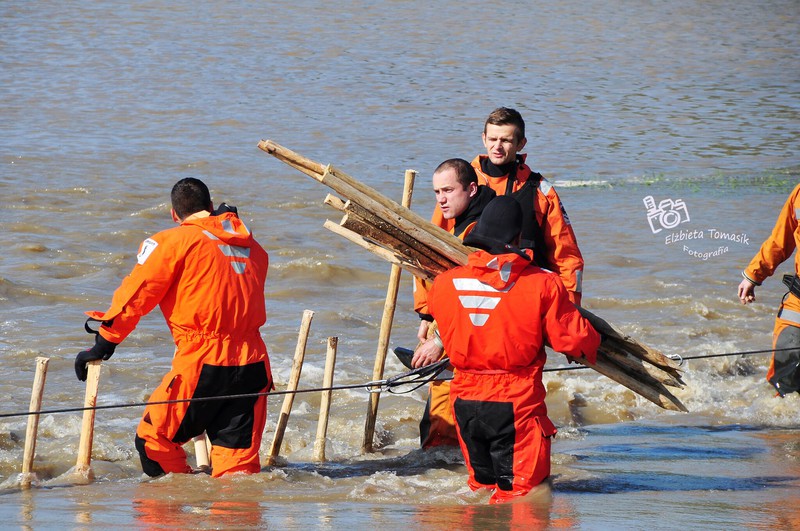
top-left (411, 158), bottom-right (495, 448)
top-left (426, 195), bottom-right (599, 503)
top-left (75, 178), bottom-right (272, 477)
top-left (738, 183), bottom-right (800, 396)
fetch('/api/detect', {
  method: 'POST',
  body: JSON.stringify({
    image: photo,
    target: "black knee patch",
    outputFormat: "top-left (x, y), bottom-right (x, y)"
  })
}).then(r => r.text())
top-left (135, 435), bottom-right (166, 478)
top-left (454, 398), bottom-right (516, 489)
top-left (173, 361), bottom-right (269, 448)
top-left (770, 326), bottom-right (800, 396)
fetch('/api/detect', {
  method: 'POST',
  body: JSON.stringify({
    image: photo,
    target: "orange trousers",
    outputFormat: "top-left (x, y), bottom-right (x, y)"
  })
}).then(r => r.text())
top-left (135, 360), bottom-right (270, 478)
top-left (450, 369), bottom-right (556, 504)
top-left (420, 379), bottom-right (459, 448)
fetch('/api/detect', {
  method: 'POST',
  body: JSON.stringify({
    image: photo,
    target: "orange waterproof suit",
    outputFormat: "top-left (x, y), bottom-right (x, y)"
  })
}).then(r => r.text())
top-left (413, 185), bottom-right (495, 448)
top-left (471, 154), bottom-right (584, 306)
top-left (743, 183), bottom-right (800, 395)
top-left (428, 249), bottom-right (600, 503)
top-left (86, 211), bottom-right (272, 477)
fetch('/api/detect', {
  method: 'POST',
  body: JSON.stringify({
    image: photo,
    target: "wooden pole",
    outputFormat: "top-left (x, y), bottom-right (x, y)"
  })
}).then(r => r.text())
top-left (313, 336), bottom-right (338, 462)
top-left (20, 357), bottom-right (49, 488)
top-left (75, 360), bottom-right (102, 478)
top-left (266, 309), bottom-right (314, 466)
top-left (362, 169), bottom-right (416, 452)
top-left (193, 433), bottom-right (211, 471)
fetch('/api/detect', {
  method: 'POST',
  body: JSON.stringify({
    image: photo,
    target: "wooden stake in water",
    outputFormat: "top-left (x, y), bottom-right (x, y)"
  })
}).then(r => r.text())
top-left (20, 357), bottom-right (50, 488)
top-left (313, 337), bottom-right (338, 463)
top-left (75, 360), bottom-right (102, 477)
top-left (362, 169), bottom-right (416, 453)
top-left (266, 309), bottom-right (314, 466)
top-left (193, 433), bottom-right (211, 471)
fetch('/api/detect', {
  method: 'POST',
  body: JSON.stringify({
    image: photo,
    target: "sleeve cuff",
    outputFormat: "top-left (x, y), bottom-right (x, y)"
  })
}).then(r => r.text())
top-left (742, 271), bottom-right (761, 286)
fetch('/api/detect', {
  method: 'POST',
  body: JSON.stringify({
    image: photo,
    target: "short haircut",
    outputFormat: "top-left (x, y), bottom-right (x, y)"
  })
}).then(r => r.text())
top-left (484, 107), bottom-right (525, 142)
top-left (171, 178), bottom-right (212, 219)
top-left (433, 158), bottom-right (478, 190)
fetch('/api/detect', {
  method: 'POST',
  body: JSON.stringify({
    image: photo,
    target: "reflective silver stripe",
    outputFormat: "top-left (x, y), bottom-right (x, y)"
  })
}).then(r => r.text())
top-left (778, 307), bottom-right (800, 325)
top-left (231, 262), bottom-right (247, 274)
top-left (458, 295), bottom-right (501, 310)
top-left (219, 245), bottom-right (250, 259)
top-left (539, 177), bottom-right (552, 195)
top-left (221, 219), bottom-right (236, 234)
top-left (453, 278), bottom-right (513, 293)
top-left (469, 314), bottom-right (490, 326)
top-left (575, 270), bottom-right (583, 293)
top-left (203, 230), bottom-right (220, 240)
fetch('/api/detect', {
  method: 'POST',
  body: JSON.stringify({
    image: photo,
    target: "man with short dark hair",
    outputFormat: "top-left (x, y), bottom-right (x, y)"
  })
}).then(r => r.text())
top-left (75, 177), bottom-right (272, 477)
top-left (426, 195), bottom-right (599, 504)
top-left (412, 158), bottom-right (495, 448)
top-left (474, 107), bottom-right (584, 305)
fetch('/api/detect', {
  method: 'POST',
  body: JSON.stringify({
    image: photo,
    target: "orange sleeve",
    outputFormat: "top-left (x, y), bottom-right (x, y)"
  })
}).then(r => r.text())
top-left (744, 184), bottom-right (800, 285)
top-left (537, 181), bottom-right (584, 299)
top-left (541, 276), bottom-right (599, 364)
top-left (87, 232), bottom-right (179, 343)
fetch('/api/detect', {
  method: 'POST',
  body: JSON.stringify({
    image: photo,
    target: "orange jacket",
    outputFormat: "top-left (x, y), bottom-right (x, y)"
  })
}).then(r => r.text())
top-left (744, 183), bottom-right (800, 286)
top-left (471, 154), bottom-right (584, 305)
top-left (86, 211), bottom-right (269, 370)
top-left (428, 249), bottom-right (599, 376)
top-left (744, 183), bottom-right (800, 318)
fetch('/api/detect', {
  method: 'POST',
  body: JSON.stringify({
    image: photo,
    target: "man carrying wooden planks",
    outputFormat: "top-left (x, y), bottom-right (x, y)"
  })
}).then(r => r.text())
top-left (411, 158), bottom-right (495, 448)
top-left (75, 178), bottom-right (273, 478)
top-left (424, 195), bottom-right (600, 504)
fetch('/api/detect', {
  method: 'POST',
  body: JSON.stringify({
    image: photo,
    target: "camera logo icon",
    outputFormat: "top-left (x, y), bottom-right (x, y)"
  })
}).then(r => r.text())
top-left (643, 195), bottom-right (691, 234)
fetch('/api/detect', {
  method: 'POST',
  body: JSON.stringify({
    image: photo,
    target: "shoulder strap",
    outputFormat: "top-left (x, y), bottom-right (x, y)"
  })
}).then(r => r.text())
top-left (510, 171), bottom-right (549, 269)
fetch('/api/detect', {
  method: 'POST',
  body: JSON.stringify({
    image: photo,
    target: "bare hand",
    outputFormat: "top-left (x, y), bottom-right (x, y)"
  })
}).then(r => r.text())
top-left (417, 320), bottom-right (431, 343)
top-left (738, 278), bottom-right (756, 304)
top-left (411, 339), bottom-right (444, 368)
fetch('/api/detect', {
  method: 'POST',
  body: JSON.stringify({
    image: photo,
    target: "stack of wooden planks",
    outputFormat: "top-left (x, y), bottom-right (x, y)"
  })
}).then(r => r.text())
top-left (257, 139), bottom-right (687, 412)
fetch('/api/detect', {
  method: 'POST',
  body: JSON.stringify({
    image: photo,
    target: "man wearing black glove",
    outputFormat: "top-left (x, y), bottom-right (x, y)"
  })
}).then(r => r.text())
top-left (76, 178), bottom-right (272, 478)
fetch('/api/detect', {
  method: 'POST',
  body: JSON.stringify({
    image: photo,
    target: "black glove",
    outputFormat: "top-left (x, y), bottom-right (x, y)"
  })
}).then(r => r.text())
top-left (75, 334), bottom-right (118, 381)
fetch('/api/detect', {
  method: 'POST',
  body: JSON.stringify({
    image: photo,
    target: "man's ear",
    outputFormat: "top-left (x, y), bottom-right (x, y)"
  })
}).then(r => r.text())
top-left (468, 182), bottom-right (479, 197)
top-left (516, 137), bottom-right (527, 152)
top-left (170, 208), bottom-right (181, 223)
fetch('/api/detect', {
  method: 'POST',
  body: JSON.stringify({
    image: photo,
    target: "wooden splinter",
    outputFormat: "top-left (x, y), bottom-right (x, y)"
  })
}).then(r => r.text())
top-left (266, 309), bottom-right (314, 466)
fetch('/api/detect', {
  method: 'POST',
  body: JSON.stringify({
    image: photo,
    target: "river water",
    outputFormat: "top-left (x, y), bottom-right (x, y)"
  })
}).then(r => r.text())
top-left (2, 1), bottom-right (800, 529)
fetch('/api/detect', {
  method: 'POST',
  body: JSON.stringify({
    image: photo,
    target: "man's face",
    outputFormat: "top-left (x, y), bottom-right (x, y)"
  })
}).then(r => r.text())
top-left (482, 123), bottom-right (527, 166)
top-left (433, 168), bottom-right (478, 220)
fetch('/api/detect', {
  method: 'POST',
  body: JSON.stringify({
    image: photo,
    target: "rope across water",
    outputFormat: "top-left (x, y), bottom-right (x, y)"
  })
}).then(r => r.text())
top-left (0, 347), bottom-right (790, 420)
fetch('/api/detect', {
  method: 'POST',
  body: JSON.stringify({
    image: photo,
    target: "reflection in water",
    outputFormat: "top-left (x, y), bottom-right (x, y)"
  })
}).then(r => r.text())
top-left (133, 484), bottom-right (265, 529)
